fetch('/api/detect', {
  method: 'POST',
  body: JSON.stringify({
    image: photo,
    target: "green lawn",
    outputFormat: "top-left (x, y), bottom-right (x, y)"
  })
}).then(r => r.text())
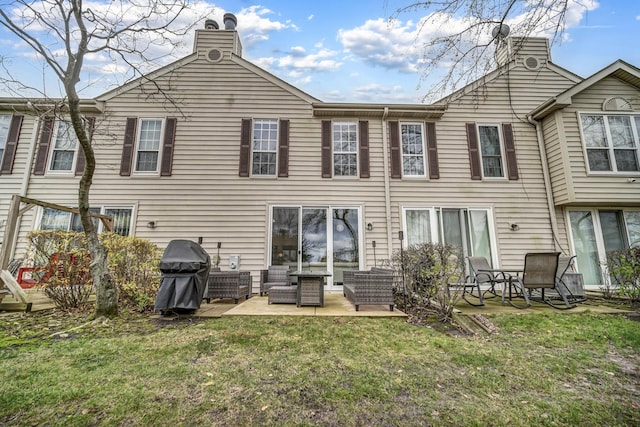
top-left (0, 310), bottom-right (638, 426)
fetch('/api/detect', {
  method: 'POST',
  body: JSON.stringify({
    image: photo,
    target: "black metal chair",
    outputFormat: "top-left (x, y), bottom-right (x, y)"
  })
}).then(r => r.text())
top-left (508, 252), bottom-right (578, 309)
top-left (466, 256), bottom-right (510, 305)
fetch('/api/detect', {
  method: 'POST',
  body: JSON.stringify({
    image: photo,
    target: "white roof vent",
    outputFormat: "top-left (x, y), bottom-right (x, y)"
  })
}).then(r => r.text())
top-left (206, 48), bottom-right (223, 63)
top-left (602, 96), bottom-right (633, 111)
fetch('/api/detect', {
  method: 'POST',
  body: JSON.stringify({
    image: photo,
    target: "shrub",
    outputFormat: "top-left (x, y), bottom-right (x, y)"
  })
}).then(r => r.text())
top-left (101, 233), bottom-right (162, 312)
top-left (606, 247), bottom-right (640, 304)
top-left (382, 242), bottom-right (465, 322)
top-left (26, 230), bottom-right (162, 311)
top-left (26, 230), bottom-right (93, 309)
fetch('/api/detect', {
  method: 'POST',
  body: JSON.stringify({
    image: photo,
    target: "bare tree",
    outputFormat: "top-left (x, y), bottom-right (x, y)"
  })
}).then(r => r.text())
top-left (391, 0), bottom-right (594, 101)
top-left (0, 0), bottom-right (200, 317)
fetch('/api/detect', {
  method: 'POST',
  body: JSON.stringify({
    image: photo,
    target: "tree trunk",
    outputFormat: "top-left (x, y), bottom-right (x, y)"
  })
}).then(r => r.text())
top-left (68, 96), bottom-right (118, 317)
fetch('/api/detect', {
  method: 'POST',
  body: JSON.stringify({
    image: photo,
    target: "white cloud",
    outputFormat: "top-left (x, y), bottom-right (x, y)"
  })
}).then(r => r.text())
top-left (235, 5), bottom-right (298, 48)
top-left (290, 46), bottom-right (307, 56)
top-left (338, 18), bottom-right (422, 73)
top-left (337, 0), bottom-right (600, 77)
top-left (323, 83), bottom-right (422, 103)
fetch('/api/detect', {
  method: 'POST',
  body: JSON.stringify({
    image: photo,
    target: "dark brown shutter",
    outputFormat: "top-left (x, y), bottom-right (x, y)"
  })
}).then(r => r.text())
top-left (120, 118), bottom-right (137, 176)
top-left (0, 115), bottom-right (23, 174)
top-left (359, 121), bottom-right (370, 178)
top-left (389, 121), bottom-right (401, 179)
top-left (278, 119), bottom-right (289, 177)
top-left (33, 116), bottom-right (55, 175)
top-left (160, 117), bottom-right (177, 176)
top-left (75, 116), bottom-right (95, 176)
top-left (502, 123), bottom-right (519, 180)
top-left (425, 122), bottom-right (439, 179)
top-left (465, 123), bottom-right (482, 180)
top-left (239, 118), bottom-right (252, 177)
top-left (321, 120), bottom-right (332, 178)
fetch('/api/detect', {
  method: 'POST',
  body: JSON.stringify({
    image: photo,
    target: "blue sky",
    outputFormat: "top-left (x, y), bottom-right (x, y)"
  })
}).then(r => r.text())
top-left (1, 1), bottom-right (639, 103)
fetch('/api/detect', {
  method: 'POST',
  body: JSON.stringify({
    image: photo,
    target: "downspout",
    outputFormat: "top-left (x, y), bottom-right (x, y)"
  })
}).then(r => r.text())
top-left (381, 107), bottom-right (393, 260)
top-left (9, 116), bottom-right (41, 261)
top-left (527, 114), bottom-right (561, 251)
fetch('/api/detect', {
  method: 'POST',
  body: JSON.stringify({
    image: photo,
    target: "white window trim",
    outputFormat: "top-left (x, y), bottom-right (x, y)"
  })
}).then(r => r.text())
top-left (47, 119), bottom-right (79, 174)
top-left (401, 207), bottom-right (438, 247)
top-left (251, 118), bottom-right (279, 178)
top-left (476, 123), bottom-right (506, 179)
top-left (400, 122), bottom-right (427, 178)
top-left (37, 205), bottom-right (135, 236)
top-left (133, 118), bottom-right (165, 175)
top-left (332, 121), bottom-right (359, 178)
top-left (577, 111), bottom-right (640, 176)
top-left (401, 206), bottom-right (499, 266)
top-left (267, 204), bottom-right (365, 284)
top-left (566, 207), bottom-right (640, 287)
top-left (0, 114), bottom-right (11, 160)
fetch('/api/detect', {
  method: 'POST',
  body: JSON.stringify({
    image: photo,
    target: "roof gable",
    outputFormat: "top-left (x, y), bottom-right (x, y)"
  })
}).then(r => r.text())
top-left (96, 49), bottom-right (319, 104)
top-left (531, 60), bottom-right (640, 119)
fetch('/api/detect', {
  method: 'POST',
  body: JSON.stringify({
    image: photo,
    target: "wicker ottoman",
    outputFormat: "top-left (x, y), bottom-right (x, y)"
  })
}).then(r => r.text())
top-left (268, 285), bottom-right (298, 304)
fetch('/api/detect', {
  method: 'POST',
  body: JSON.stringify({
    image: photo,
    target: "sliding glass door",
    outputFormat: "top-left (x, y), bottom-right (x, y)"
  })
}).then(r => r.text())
top-left (402, 207), bottom-right (496, 266)
top-left (568, 208), bottom-right (640, 287)
top-left (270, 206), bottom-right (361, 289)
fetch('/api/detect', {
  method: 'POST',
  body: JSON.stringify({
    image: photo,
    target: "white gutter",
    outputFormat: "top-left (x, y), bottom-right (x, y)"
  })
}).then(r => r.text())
top-left (527, 114), bottom-right (561, 251)
top-left (381, 107), bottom-right (393, 260)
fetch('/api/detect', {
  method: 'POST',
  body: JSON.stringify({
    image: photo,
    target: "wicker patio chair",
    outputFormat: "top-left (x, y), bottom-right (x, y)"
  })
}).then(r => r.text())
top-left (205, 271), bottom-right (251, 304)
top-left (343, 271), bottom-right (394, 311)
top-left (259, 265), bottom-right (291, 296)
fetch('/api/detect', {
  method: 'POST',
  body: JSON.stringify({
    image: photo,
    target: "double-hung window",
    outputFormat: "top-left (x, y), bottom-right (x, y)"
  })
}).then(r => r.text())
top-left (135, 119), bottom-right (164, 173)
top-left (580, 114), bottom-right (640, 173)
top-left (252, 119), bottom-right (278, 176)
top-left (477, 124), bottom-right (504, 178)
top-left (401, 123), bottom-right (425, 177)
top-left (49, 120), bottom-right (79, 172)
top-left (0, 114), bottom-right (11, 162)
top-left (333, 121), bottom-right (358, 176)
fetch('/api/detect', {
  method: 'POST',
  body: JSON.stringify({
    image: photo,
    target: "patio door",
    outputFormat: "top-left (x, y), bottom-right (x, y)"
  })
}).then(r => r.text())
top-left (568, 208), bottom-right (640, 287)
top-left (270, 206), bottom-right (361, 289)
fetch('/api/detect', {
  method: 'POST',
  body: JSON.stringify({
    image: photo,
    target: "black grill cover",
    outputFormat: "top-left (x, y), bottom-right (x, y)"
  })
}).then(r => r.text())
top-left (155, 240), bottom-right (211, 312)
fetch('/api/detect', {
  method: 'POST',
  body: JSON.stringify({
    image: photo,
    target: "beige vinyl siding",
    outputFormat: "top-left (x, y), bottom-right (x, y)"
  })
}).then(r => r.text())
top-left (16, 53), bottom-right (391, 289)
top-left (0, 115), bottom-right (38, 252)
top-left (193, 29), bottom-right (241, 57)
top-left (558, 76), bottom-right (640, 205)
top-left (495, 37), bottom-right (550, 67)
top-left (387, 63), bottom-right (576, 269)
top-left (543, 110), bottom-right (574, 205)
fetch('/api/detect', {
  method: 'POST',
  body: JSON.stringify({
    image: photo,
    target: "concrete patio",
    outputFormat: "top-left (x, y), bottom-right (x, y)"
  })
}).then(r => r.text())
top-left (1, 289), bottom-right (634, 322)
top-left (196, 291), bottom-right (407, 318)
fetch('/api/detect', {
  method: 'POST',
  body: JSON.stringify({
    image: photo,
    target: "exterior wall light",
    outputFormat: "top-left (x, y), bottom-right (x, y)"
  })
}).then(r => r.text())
top-left (147, 221), bottom-right (157, 229)
top-left (367, 223), bottom-right (373, 231)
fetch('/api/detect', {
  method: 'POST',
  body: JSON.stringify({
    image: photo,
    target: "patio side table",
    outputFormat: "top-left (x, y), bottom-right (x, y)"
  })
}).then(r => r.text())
top-left (290, 271), bottom-right (331, 307)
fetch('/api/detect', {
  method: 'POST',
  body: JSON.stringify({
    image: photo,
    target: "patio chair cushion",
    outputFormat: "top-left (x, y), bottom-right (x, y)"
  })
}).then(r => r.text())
top-left (260, 265), bottom-right (291, 296)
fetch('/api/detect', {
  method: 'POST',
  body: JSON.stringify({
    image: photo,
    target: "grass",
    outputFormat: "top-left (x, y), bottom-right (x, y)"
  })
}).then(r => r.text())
top-left (0, 309), bottom-right (638, 426)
